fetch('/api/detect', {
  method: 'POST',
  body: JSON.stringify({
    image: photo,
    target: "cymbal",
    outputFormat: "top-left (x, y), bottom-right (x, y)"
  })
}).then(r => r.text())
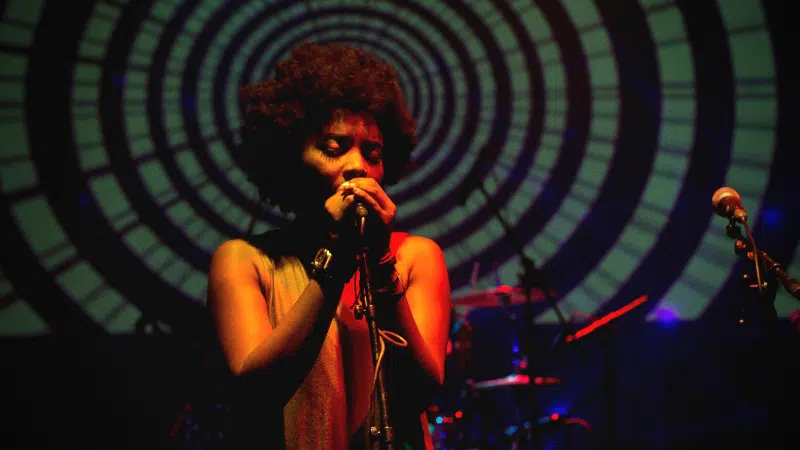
top-left (452, 285), bottom-right (554, 308)
top-left (470, 374), bottom-right (561, 390)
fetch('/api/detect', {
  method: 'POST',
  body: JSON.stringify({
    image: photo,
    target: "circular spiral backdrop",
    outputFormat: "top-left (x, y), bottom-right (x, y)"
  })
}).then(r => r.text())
top-left (1, 0), bottom-right (797, 338)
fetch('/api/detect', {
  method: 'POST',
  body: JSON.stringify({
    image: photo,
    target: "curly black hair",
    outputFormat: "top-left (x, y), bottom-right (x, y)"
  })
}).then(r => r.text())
top-left (234, 41), bottom-right (418, 214)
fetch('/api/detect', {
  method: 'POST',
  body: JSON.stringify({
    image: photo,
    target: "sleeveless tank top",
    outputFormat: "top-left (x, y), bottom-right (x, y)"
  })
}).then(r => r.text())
top-left (245, 231), bottom-right (433, 450)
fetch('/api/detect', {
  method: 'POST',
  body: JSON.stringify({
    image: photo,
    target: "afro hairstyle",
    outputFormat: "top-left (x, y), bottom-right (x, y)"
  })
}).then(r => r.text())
top-left (234, 41), bottom-right (418, 213)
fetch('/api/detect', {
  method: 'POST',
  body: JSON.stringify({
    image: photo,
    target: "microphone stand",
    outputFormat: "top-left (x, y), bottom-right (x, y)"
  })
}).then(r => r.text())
top-left (723, 219), bottom-right (800, 445)
top-left (724, 219), bottom-right (800, 320)
top-left (354, 212), bottom-right (394, 450)
top-left (470, 179), bottom-right (579, 449)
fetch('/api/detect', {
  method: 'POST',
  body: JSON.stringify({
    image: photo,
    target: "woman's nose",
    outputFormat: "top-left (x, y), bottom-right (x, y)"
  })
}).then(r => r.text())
top-left (342, 149), bottom-right (367, 181)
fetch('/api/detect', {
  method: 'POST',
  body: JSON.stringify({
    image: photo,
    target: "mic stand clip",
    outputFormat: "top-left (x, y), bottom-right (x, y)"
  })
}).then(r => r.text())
top-left (726, 220), bottom-right (800, 304)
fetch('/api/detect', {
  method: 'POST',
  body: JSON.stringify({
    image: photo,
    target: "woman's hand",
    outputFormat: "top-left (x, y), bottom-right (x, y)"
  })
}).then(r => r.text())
top-left (338, 178), bottom-right (396, 261)
top-left (338, 178), bottom-right (397, 228)
top-left (323, 180), bottom-right (361, 230)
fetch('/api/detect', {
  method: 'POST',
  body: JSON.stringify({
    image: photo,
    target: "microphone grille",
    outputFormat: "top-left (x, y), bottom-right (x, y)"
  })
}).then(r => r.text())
top-left (711, 186), bottom-right (740, 208)
top-left (355, 203), bottom-right (369, 218)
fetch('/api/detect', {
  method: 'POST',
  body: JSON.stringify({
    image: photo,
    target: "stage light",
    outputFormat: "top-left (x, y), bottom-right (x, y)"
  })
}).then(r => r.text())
top-left (761, 207), bottom-right (783, 228)
top-left (654, 306), bottom-right (678, 325)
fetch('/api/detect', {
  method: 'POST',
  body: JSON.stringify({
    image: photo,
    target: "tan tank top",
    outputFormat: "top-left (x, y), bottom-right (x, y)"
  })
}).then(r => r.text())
top-left (255, 249), bottom-right (373, 449)
top-left (252, 231), bottom-right (433, 450)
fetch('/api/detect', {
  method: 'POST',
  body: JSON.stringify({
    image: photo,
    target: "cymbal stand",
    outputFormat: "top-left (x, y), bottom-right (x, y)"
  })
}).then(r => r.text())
top-left (470, 178), bottom-right (577, 449)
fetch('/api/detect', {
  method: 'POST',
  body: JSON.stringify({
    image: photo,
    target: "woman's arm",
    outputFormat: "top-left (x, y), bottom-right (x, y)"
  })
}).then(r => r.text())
top-left (207, 239), bottom-right (345, 404)
top-left (380, 235), bottom-right (451, 415)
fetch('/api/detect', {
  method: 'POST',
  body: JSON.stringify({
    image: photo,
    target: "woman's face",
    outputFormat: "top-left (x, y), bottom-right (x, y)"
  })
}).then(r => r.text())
top-left (300, 109), bottom-right (385, 198)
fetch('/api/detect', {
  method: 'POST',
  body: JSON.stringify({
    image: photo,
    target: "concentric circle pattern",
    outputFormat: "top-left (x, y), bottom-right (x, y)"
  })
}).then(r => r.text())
top-left (1, 0), bottom-right (797, 337)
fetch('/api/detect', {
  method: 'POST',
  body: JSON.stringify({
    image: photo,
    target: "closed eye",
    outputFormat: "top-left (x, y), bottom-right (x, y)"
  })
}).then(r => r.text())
top-left (363, 144), bottom-right (383, 164)
top-left (319, 136), bottom-right (350, 156)
top-left (319, 135), bottom-right (382, 163)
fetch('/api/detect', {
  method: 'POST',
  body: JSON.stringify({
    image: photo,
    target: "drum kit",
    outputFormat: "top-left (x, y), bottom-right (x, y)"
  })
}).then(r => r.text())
top-left (426, 284), bottom-right (557, 449)
top-left (429, 283), bottom-right (648, 450)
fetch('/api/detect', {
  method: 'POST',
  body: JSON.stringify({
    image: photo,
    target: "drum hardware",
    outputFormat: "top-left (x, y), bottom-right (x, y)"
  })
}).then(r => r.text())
top-left (458, 169), bottom-right (587, 449)
top-left (450, 154), bottom-right (655, 450)
top-left (450, 285), bottom-right (554, 309)
top-left (548, 295), bottom-right (649, 450)
top-left (438, 288), bottom-right (649, 449)
top-left (469, 374), bottom-right (562, 390)
top-left (441, 284), bottom-right (568, 450)
top-left (564, 295), bottom-right (647, 343)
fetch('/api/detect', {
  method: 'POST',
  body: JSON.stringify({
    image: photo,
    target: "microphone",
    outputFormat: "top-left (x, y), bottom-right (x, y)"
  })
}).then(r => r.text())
top-left (354, 203), bottom-right (368, 239)
top-left (354, 203), bottom-right (369, 219)
top-left (712, 187), bottom-right (748, 223)
top-left (713, 186), bottom-right (768, 298)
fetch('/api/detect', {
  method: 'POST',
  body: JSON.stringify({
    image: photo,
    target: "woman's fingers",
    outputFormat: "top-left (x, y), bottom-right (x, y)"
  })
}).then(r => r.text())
top-left (349, 178), bottom-right (388, 208)
top-left (348, 187), bottom-right (381, 212)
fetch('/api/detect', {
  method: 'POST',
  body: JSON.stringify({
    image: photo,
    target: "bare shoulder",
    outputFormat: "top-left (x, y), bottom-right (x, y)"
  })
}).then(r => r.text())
top-left (395, 234), bottom-right (446, 270)
top-left (398, 234), bottom-right (443, 257)
top-left (210, 238), bottom-right (261, 269)
top-left (394, 234), bottom-right (450, 308)
top-left (207, 238), bottom-right (265, 302)
top-left (212, 238), bottom-right (259, 259)
top-left (206, 239), bottom-right (273, 375)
